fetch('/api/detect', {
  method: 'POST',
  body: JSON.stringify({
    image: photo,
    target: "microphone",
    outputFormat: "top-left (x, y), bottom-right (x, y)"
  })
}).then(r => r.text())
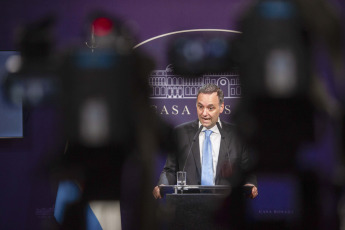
top-left (216, 122), bottom-right (223, 139)
top-left (216, 121), bottom-right (233, 179)
top-left (182, 125), bottom-right (203, 172)
top-left (216, 121), bottom-right (231, 162)
top-left (85, 24), bottom-right (97, 52)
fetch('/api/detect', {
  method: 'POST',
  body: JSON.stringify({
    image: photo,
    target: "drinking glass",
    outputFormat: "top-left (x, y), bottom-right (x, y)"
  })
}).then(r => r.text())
top-left (177, 171), bottom-right (186, 186)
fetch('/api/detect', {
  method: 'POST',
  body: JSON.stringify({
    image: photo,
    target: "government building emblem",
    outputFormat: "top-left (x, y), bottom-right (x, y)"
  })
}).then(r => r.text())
top-left (148, 65), bottom-right (242, 99)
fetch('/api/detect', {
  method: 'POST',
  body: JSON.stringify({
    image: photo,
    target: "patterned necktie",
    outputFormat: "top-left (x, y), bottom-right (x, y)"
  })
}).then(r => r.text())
top-left (201, 130), bottom-right (213, 185)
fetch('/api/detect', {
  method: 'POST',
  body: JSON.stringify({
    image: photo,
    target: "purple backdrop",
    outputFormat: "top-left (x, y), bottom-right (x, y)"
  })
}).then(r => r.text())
top-left (0, 0), bottom-right (345, 229)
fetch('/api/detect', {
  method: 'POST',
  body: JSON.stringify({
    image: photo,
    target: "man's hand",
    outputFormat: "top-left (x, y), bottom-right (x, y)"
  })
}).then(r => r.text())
top-left (153, 185), bottom-right (162, 199)
top-left (244, 184), bottom-right (258, 199)
top-left (250, 186), bottom-right (258, 199)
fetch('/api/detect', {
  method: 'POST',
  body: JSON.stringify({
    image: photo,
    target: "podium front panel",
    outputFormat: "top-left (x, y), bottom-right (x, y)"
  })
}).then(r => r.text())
top-left (166, 194), bottom-right (228, 230)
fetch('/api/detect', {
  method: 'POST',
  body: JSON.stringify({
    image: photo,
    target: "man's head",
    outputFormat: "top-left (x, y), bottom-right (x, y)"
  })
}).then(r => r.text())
top-left (196, 84), bottom-right (224, 129)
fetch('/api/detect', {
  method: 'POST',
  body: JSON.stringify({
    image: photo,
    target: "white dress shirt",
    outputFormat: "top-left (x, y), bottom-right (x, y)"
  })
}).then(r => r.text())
top-left (198, 118), bottom-right (222, 185)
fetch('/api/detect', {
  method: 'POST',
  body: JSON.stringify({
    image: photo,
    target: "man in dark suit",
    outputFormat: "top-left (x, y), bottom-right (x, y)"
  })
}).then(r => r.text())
top-left (153, 84), bottom-right (258, 199)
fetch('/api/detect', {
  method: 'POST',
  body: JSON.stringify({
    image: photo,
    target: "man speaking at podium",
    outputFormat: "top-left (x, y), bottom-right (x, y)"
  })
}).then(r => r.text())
top-left (153, 84), bottom-right (258, 199)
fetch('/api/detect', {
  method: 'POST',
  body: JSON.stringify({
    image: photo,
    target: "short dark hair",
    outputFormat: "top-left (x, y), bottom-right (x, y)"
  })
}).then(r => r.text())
top-left (197, 84), bottom-right (224, 105)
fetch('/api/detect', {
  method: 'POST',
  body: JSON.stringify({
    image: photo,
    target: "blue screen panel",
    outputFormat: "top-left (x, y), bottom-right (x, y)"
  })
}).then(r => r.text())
top-left (0, 51), bottom-right (23, 138)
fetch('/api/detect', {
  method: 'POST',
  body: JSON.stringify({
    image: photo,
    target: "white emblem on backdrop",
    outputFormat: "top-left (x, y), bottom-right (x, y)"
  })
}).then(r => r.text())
top-left (148, 65), bottom-right (242, 99)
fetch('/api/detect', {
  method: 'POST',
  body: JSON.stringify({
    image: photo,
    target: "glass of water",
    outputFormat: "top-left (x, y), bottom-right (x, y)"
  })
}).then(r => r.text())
top-left (177, 171), bottom-right (186, 190)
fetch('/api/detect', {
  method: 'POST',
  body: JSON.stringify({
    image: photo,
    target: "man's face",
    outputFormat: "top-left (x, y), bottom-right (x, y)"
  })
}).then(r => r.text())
top-left (196, 92), bottom-right (224, 129)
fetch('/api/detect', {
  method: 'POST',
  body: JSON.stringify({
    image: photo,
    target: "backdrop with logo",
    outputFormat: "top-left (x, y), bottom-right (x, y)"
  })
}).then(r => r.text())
top-left (0, 0), bottom-right (343, 229)
top-left (138, 29), bottom-right (300, 225)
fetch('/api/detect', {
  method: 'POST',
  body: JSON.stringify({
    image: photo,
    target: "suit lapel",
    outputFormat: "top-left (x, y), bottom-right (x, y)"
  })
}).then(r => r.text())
top-left (216, 123), bottom-right (230, 184)
top-left (190, 121), bottom-right (201, 178)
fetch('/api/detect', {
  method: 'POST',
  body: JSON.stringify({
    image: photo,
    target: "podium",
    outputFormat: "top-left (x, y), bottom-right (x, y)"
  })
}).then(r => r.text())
top-left (159, 185), bottom-right (231, 230)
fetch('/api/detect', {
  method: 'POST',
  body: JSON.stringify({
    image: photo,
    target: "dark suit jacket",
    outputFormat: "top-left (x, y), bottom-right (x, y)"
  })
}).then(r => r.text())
top-left (158, 120), bottom-right (257, 187)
